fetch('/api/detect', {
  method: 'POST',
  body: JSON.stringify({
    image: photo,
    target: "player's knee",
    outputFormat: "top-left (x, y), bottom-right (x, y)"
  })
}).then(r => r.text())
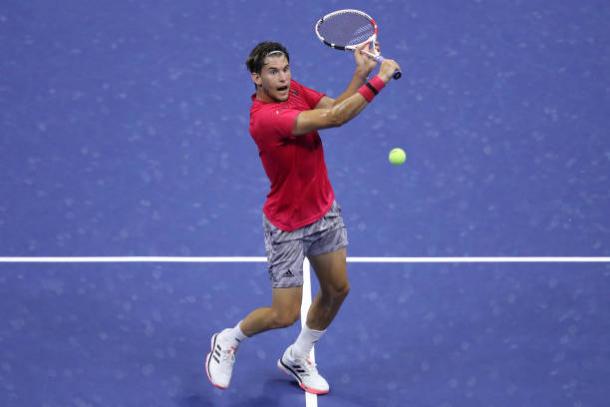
top-left (270, 309), bottom-right (300, 328)
top-left (324, 281), bottom-right (350, 302)
top-left (335, 281), bottom-right (350, 300)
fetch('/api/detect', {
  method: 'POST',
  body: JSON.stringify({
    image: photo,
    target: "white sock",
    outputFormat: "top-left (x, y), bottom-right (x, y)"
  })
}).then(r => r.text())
top-left (221, 321), bottom-right (248, 347)
top-left (292, 324), bottom-right (326, 359)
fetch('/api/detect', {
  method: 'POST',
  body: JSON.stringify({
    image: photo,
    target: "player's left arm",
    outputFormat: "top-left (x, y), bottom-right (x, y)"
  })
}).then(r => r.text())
top-left (315, 42), bottom-right (379, 109)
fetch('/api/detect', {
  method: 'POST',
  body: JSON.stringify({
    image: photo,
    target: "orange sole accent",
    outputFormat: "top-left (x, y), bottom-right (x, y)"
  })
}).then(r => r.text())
top-left (300, 383), bottom-right (330, 395)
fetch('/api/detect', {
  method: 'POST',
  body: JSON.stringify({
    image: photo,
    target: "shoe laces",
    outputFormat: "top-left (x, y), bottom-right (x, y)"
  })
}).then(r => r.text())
top-left (223, 346), bottom-right (237, 362)
top-left (304, 358), bottom-right (319, 375)
top-left (217, 341), bottom-right (237, 364)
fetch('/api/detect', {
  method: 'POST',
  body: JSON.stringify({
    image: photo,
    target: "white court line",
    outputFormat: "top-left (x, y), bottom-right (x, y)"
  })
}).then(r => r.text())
top-left (301, 259), bottom-right (317, 407)
top-left (0, 256), bottom-right (268, 263)
top-left (349, 256), bottom-right (610, 263)
top-left (0, 256), bottom-right (609, 263)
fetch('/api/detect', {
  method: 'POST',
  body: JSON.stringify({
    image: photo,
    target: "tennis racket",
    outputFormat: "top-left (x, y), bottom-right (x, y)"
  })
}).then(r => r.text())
top-left (315, 9), bottom-right (402, 80)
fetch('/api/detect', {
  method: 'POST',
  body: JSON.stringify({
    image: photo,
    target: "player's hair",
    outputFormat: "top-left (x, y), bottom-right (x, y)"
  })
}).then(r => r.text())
top-left (246, 41), bottom-right (290, 74)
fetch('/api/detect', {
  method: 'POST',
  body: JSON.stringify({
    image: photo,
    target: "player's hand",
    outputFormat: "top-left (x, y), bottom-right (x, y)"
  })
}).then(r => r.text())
top-left (354, 41), bottom-right (378, 77)
top-left (377, 59), bottom-right (401, 83)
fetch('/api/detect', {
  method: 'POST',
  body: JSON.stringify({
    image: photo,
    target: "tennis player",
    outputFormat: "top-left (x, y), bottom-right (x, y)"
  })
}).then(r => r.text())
top-left (205, 41), bottom-right (400, 395)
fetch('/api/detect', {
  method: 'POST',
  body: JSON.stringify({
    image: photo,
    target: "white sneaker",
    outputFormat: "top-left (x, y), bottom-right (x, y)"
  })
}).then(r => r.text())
top-left (277, 345), bottom-right (330, 395)
top-left (205, 329), bottom-right (238, 389)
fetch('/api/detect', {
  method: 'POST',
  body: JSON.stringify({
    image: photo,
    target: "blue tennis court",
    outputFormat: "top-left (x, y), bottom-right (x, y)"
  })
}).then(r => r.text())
top-left (1, 259), bottom-right (609, 406)
top-left (1, 0), bottom-right (609, 406)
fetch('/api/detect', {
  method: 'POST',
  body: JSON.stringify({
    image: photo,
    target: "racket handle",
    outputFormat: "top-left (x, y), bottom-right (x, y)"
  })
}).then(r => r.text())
top-left (373, 54), bottom-right (402, 80)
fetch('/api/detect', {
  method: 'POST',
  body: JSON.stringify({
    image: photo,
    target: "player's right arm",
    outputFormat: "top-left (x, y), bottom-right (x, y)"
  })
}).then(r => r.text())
top-left (292, 58), bottom-right (401, 136)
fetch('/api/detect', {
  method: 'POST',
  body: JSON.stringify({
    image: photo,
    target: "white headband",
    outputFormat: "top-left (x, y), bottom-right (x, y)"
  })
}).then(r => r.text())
top-left (266, 50), bottom-right (285, 57)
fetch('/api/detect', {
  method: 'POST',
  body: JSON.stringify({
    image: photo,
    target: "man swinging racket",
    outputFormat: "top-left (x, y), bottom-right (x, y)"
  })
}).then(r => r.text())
top-left (205, 40), bottom-right (401, 395)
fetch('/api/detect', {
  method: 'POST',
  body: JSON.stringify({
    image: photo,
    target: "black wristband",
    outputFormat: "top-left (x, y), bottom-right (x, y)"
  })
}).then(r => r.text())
top-left (365, 81), bottom-right (379, 95)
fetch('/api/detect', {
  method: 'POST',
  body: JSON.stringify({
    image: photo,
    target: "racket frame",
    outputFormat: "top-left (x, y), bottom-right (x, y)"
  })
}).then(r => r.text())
top-left (314, 9), bottom-right (379, 52)
top-left (314, 9), bottom-right (401, 79)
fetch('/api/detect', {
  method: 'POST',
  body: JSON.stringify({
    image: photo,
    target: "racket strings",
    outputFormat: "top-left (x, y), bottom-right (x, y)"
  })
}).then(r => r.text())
top-left (318, 12), bottom-right (375, 47)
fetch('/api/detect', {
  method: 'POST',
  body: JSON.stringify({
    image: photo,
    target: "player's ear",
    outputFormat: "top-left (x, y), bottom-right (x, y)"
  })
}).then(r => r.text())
top-left (251, 72), bottom-right (262, 87)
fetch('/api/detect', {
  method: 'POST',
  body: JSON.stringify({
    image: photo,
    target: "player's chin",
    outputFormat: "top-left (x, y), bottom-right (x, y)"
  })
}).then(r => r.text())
top-left (271, 93), bottom-right (289, 102)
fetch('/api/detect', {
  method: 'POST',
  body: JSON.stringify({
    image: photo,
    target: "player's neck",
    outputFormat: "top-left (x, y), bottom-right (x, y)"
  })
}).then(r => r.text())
top-left (255, 89), bottom-right (272, 103)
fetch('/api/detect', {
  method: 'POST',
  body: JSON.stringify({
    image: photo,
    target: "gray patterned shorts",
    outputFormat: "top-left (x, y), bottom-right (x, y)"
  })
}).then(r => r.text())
top-left (263, 201), bottom-right (348, 288)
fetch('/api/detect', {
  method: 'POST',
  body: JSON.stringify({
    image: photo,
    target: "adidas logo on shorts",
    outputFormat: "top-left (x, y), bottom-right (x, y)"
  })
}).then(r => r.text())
top-left (282, 269), bottom-right (294, 278)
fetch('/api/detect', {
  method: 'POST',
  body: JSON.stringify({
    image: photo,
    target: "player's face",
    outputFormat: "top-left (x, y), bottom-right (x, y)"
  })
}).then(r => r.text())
top-left (253, 55), bottom-right (291, 102)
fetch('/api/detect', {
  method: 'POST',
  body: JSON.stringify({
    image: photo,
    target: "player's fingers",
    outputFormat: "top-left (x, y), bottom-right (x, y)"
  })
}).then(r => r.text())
top-left (356, 41), bottom-right (371, 53)
top-left (379, 59), bottom-right (400, 78)
top-left (383, 59), bottom-right (400, 69)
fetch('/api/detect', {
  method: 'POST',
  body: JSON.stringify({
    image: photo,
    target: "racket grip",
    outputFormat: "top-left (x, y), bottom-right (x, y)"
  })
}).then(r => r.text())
top-left (374, 55), bottom-right (402, 80)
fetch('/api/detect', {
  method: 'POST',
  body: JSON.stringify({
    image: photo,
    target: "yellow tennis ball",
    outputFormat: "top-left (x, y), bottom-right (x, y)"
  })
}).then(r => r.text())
top-left (388, 147), bottom-right (406, 165)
